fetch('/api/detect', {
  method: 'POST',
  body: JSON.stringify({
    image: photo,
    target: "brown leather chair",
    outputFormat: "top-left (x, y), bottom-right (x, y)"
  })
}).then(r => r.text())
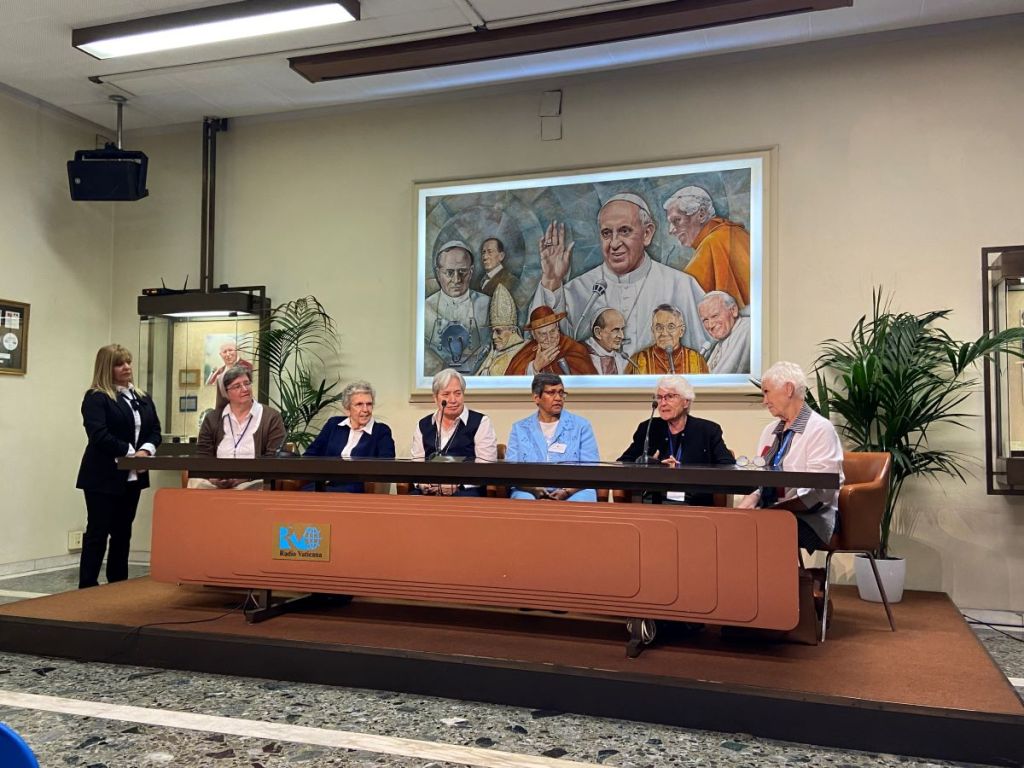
top-left (818, 451), bottom-right (896, 641)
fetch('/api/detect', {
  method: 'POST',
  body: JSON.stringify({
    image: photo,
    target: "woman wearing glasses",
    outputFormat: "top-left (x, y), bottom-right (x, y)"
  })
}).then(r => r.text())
top-left (617, 374), bottom-right (734, 505)
top-left (193, 365), bottom-right (285, 490)
top-left (76, 344), bottom-right (162, 588)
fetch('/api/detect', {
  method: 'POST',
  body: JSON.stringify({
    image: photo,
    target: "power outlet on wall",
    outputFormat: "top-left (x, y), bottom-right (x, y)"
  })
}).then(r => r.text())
top-left (67, 530), bottom-right (84, 552)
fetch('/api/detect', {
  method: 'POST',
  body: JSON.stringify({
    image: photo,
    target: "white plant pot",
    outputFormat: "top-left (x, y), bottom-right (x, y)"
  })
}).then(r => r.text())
top-left (854, 555), bottom-right (905, 603)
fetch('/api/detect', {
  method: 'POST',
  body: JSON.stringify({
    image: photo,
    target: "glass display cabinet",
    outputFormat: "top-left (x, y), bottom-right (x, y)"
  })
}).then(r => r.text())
top-left (136, 287), bottom-right (270, 452)
top-left (982, 246), bottom-right (1024, 494)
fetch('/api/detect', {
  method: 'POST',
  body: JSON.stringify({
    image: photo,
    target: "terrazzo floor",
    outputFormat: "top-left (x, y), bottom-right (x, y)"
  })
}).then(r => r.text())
top-left (0, 566), bottom-right (1021, 767)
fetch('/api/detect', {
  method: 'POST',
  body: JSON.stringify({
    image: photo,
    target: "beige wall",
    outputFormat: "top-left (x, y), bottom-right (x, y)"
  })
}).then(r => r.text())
top-left (111, 19), bottom-right (1024, 608)
top-left (0, 90), bottom-right (114, 565)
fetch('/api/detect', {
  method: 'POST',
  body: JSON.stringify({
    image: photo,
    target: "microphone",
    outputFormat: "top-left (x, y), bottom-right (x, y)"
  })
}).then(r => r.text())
top-left (664, 346), bottom-right (676, 375)
top-left (571, 279), bottom-right (608, 339)
top-left (433, 400), bottom-right (447, 459)
top-left (274, 432), bottom-right (296, 458)
top-left (635, 398), bottom-right (658, 465)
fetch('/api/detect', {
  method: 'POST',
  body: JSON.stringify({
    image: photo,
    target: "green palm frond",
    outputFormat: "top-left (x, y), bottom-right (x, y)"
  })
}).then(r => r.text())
top-left (811, 287), bottom-right (1024, 557)
top-left (253, 296), bottom-right (343, 449)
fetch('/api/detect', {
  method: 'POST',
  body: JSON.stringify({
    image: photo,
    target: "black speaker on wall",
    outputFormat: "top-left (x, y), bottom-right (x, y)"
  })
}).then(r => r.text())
top-left (67, 146), bottom-right (149, 201)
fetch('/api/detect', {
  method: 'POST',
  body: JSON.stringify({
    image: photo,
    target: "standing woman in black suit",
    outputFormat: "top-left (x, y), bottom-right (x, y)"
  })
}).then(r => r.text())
top-left (76, 344), bottom-right (162, 588)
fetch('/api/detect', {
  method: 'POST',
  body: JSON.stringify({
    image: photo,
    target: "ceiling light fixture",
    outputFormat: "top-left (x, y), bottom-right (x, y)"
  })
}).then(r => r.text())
top-left (72, 0), bottom-right (360, 60)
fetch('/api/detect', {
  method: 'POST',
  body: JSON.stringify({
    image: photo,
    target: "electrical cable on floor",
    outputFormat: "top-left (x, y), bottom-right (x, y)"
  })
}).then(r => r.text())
top-left (963, 614), bottom-right (1024, 644)
top-left (90, 596), bottom-right (250, 665)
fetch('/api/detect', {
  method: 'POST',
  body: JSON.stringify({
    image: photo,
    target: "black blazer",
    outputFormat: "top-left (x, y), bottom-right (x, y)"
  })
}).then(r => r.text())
top-left (304, 417), bottom-right (396, 493)
top-left (76, 389), bottom-right (162, 494)
top-left (618, 415), bottom-right (733, 506)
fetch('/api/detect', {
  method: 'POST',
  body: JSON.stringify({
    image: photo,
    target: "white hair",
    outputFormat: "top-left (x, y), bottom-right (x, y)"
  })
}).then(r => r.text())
top-left (432, 368), bottom-right (466, 395)
top-left (342, 380), bottom-right (375, 410)
top-left (656, 375), bottom-right (695, 402)
top-left (700, 290), bottom-right (738, 310)
top-left (762, 361), bottom-right (807, 400)
top-left (663, 185), bottom-right (716, 222)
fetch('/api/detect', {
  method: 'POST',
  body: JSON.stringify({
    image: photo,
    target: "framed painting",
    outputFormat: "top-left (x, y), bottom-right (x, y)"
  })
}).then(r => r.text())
top-left (0, 298), bottom-right (30, 376)
top-left (414, 151), bottom-right (766, 394)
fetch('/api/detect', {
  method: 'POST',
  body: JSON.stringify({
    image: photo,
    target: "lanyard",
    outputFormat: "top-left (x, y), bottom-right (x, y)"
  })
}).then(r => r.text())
top-left (226, 413), bottom-right (254, 457)
top-left (667, 432), bottom-right (684, 464)
top-left (769, 429), bottom-right (795, 470)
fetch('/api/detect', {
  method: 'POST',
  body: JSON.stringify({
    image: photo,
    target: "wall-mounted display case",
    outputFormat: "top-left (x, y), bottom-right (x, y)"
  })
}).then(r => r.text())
top-left (982, 246), bottom-right (1024, 494)
top-left (137, 287), bottom-right (269, 450)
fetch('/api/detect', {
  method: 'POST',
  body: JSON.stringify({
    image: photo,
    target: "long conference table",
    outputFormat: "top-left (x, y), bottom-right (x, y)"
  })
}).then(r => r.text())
top-left (123, 456), bottom-right (840, 655)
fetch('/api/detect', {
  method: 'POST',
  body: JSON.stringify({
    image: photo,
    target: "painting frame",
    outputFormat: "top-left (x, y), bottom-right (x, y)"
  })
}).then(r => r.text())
top-left (413, 151), bottom-right (767, 396)
top-left (0, 298), bottom-right (30, 376)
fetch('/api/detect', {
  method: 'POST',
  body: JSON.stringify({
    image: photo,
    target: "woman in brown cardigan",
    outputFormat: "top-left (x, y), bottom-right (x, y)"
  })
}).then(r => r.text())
top-left (191, 365), bottom-right (285, 490)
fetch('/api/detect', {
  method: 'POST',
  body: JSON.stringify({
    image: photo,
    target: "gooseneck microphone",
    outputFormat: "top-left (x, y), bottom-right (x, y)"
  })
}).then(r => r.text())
top-left (635, 398), bottom-right (658, 465)
top-left (664, 346), bottom-right (676, 375)
top-left (571, 279), bottom-right (608, 339)
top-left (434, 399), bottom-right (447, 458)
top-left (274, 432), bottom-right (297, 458)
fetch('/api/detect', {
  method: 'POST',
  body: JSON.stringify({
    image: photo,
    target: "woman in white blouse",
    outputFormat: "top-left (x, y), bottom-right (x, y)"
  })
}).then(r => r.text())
top-left (737, 360), bottom-right (845, 553)
top-left (193, 366), bottom-right (286, 490)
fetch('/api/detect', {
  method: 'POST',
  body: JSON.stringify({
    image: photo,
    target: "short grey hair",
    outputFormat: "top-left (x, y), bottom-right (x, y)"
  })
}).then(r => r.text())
top-left (342, 380), bottom-right (375, 410)
top-left (656, 375), bottom-right (695, 402)
top-left (699, 290), bottom-right (738, 311)
top-left (222, 365), bottom-right (252, 390)
top-left (432, 368), bottom-right (466, 396)
top-left (762, 361), bottom-right (808, 400)
top-left (663, 185), bottom-right (716, 222)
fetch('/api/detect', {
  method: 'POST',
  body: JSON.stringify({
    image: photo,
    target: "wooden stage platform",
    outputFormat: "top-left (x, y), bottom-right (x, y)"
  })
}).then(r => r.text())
top-left (0, 578), bottom-right (1021, 766)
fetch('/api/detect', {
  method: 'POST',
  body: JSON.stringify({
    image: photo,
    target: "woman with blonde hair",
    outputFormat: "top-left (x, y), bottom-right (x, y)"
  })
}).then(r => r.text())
top-left (76, 344), bottom-right (162, 588)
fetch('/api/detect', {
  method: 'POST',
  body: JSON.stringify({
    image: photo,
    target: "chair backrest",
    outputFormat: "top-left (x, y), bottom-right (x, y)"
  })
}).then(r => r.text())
top-left (0, 723), bottom-right (39, 768)
top-left (835, 451), bottom-right (891, 551)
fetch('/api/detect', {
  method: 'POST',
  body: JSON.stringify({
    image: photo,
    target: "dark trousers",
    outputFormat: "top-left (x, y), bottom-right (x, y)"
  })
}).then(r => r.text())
top-left (79, 486), bottom-right (142, 588)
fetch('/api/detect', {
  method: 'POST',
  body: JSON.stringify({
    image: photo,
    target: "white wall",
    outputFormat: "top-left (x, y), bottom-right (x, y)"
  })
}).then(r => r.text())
top-left (0, 90), bottom-right (114, 568)
top-left (112, 18), bottom-right (1024, 608)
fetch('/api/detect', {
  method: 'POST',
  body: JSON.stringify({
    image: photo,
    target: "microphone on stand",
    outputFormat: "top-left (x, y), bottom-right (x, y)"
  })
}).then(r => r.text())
top-left (635, 398), bottom-right (658, 465)
top-left (571, 280), bottom-right (607, 339)
top-left (664, 346), bottom-right (676, 375)
top-left (274, 432), bottom-right (297, 458)
top-left (434, 399), bottom-right (447, 458)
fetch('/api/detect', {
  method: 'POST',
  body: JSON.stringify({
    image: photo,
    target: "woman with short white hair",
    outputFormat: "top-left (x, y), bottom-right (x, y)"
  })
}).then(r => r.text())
top-left (618, 374), bottom-right (734, 505)
top-left (737, 361), bottom-right (845, 553)
top-left (303, 380), bottom-right (396, 492)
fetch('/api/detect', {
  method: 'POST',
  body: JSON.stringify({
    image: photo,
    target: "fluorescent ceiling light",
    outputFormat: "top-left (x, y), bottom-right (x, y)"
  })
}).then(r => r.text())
top-left (74, 1), bottom-right (359, 60)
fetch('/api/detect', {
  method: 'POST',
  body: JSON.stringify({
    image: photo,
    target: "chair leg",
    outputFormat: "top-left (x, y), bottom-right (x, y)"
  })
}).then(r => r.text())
top-left (865, 553), bottom-right (897, 632)
top-left (820, 550), bottom-right (834, 642)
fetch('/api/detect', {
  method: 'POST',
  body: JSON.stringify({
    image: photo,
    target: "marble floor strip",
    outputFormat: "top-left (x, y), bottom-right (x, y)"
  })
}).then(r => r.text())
top-left (0, 689), bottom-right (604, 768)
top-left (0, 589), bottom-right (48, 599)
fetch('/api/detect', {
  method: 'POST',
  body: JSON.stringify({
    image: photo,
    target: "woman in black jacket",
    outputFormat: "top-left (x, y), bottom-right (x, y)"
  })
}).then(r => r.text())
top-left (76, 344), bottom-right (162, 588)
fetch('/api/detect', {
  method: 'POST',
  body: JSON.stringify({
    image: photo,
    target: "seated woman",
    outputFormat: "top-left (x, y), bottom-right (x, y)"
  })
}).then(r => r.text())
top-left (192, 365), bottom-right (286, 490)
top-left (736, 361), bottom-right (845, 553)
top-left (304, 380), bottom-right (395, 492)
top-left (618, 374), bottom-right (734, 505)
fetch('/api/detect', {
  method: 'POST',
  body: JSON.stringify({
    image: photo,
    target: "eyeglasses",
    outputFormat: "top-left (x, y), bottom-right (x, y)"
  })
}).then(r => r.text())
top-left (226, 381), bottom-right (252, 392)
top-left (735, 456), bottom-right (767, 468)
top-left (654, 393), bottom-right (681, 402)
top-left (542, 389), bottom-right (568, 399)
top-left (440, 268), bottom-right (471, 280)
top-left (654, 323), bottom-right (683, 334)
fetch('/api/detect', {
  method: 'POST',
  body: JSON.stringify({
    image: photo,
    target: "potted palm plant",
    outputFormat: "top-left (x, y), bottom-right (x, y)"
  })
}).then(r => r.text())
top-left (252, 295), bottom-right (344, 450)
top-left (811, 289), bottom-right (1024, 600)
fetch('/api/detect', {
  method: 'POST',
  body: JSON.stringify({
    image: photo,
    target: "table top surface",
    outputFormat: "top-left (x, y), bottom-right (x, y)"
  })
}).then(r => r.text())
top-left (121, 455), bottom-right (840, 492)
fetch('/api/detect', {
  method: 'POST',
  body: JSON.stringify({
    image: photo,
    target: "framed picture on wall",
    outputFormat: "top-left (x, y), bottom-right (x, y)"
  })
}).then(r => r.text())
top-left (0, 298), bottom-right (30, 376)
top-left (413, 151), bottom-right (766, 395)
top-left (178, 368), bottom-right (200, 387)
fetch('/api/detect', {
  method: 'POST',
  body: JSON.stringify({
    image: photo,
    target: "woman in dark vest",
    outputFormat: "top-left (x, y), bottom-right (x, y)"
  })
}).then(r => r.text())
top-left (409, 368), bottom-right (498, 496)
